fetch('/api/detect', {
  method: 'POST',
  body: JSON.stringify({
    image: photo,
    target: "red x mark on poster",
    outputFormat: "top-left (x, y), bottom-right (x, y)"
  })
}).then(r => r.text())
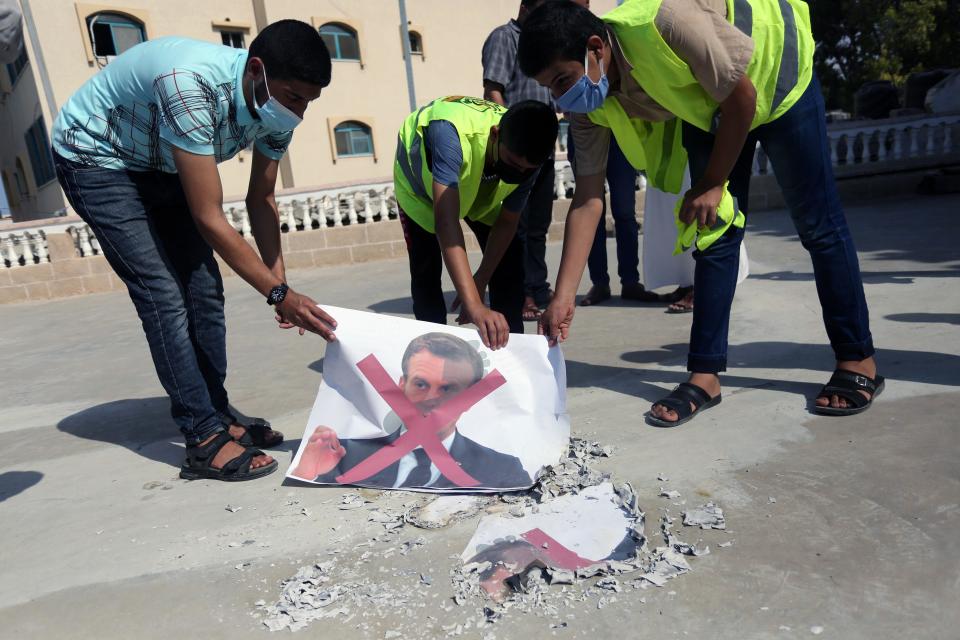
top-left (335, 353), bottom-right (507, 487)
top-left (520, 528), bottom-right (598, 570)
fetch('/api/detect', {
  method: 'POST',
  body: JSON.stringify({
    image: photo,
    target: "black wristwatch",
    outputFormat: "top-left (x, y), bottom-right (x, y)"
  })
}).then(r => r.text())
top-left (266, 283), bottom-right (289, 306)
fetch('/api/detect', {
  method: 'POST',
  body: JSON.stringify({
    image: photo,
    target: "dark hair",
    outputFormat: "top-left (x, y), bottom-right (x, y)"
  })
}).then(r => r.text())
top-left (499, 100), bottom-right (559, 165)
top-left (520, 0), bottom-right (545, 7)
top-left (248, 20), bottom-right (332, 87)
top-left (402, 332), bottom-right (484, 384)
top-left (518, 0), bottom-right (606, 78)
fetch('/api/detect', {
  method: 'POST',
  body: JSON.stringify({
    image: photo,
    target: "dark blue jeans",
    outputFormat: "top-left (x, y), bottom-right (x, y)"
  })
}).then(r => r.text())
top-left (584, 137), bottom-right (641, 287)
top-left (682, 76), bottom-right (874, 373)
top-left (55, 154), bottom-right (230, 444)
top-left (517, 158), bottom-right (556, 305)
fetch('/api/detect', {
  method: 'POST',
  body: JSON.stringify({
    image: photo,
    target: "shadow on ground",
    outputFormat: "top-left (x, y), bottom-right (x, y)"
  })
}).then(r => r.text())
top-left (749, 266), bottom-right (960, 284)
top-left (367, 295), bottom-right (417, 315)
top-left (619, 341), bottom-right (960, 387)
top-left (886, 312), bottom-right (960, 325)
top-left (0, 471), bottom-right (43, 503)
top-left (747, 193), bottom-right (957, 266)
top-left (56, 399), bottom-right (302, 468)
top-left (57, 398), bottom-right (184, 468)
top-left (564, 340), bottom-right (960, 406)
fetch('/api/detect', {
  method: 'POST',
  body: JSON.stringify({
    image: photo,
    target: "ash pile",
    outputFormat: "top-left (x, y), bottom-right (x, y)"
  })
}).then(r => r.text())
top-left (258, 437), bottom-right (730, 635)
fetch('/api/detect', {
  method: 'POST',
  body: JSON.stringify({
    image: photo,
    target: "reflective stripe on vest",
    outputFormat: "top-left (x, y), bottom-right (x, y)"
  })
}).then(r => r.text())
top-left (393, 96), bottom-right (519, 233)
top-left (771, 0), bottom-right (799, 113)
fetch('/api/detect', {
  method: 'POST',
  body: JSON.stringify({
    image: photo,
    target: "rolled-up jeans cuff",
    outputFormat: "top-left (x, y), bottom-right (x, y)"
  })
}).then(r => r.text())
top-left (687, 353), bottom-right (727, 374)
top-left (832, 337), bottom-right (875, 363)
top-left (186, 420), bottom-right (226, 446)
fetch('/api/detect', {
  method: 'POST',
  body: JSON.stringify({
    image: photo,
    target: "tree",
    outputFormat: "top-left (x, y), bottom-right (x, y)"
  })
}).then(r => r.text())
top-left (809, 0), bottom-right (956, 111)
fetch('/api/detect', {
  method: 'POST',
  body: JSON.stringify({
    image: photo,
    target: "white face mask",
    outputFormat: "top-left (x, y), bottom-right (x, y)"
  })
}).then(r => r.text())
top-left (254, 65), bottom-right (302, 132)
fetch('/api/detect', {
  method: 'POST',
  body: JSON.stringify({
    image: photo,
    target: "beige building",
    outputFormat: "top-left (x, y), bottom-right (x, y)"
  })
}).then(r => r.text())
top-left (0, 0), bottom-right (617, 222)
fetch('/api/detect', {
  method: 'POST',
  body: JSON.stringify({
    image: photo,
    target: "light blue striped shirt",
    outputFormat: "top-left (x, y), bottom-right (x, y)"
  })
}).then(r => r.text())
top-left (52, 37), bottom-right (292, 172)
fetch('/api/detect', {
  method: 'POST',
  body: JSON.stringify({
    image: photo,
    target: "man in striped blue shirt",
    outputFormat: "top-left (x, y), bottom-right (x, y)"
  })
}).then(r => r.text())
top-left (52, 20), bottom-right (336, 482)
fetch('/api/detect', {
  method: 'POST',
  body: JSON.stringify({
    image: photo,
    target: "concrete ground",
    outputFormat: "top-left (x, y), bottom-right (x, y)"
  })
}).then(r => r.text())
top-left (1, 193), bottom-right (958, 639)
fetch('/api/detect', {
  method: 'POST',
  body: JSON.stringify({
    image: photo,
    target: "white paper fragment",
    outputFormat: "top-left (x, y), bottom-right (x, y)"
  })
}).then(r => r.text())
top-left (681, 502), bottom-right (726, 530)
top-left (672, 541), bottom-right (710, 556)
top-left (339, 494), bottom-right (366, 510)
top-left (659, 489), bottom-right (681, 500)
top-left (768, 497), bottom-right (777, 504)
top-left (596, 577), bottom-right (621, 592)
top-left (810, 626), bottom-right (824, 635)
top-left (225, 504), bottom-right (241, 513)
top-left (406, 495), bottom-right (492, 529)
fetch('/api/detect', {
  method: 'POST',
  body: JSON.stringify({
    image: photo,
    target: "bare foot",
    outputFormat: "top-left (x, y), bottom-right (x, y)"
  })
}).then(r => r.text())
top-left (650, 373), bottom-right (721, 424)
top-left (815, 357), bottom-right (878, 409)
top-left (199, 432), bottom-right (274, 470)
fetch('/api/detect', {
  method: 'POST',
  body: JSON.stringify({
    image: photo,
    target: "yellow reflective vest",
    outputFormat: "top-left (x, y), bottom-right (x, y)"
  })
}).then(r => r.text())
top-left (587, 0), bottom-right (814, 251)
top-left (394, 96), bottom-right (520, 233)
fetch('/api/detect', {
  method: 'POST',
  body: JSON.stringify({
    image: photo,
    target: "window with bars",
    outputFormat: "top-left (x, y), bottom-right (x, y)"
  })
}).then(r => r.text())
top-left (24, 117), bottom-right (56, 188)
top-left (319, 24), bottom-right (360, 61)
top-left (334, 121), bottom-right (374, 157)
top-left (220, 30), bottom-right (245, 49)
top-left (409, 31), bottom-right (423, 55)
top-left (87, 12), bottom-right (146, 58)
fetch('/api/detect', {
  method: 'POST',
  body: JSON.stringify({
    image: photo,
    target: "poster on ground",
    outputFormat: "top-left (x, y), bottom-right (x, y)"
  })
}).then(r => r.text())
top-left (287, 306), bottom-right (569, 492)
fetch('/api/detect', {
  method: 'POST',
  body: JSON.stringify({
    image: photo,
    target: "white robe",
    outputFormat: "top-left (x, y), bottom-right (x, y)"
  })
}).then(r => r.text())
top-left (641, 169), bottom-right (750, 291)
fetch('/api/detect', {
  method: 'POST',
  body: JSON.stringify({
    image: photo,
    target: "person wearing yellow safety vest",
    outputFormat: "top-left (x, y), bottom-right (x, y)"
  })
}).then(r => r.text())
top-left (394, 96), bottom-right (559, 350)
top-left (518, 0), bottom-right (882, 424)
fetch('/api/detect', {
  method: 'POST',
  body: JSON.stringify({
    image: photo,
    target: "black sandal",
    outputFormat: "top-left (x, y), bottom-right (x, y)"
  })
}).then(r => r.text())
top-left (646, 382), bottom-right (722, 428)
top-left (180, 432), bottom-right (278, 481)
top-left (813, 370), bottom-right (885, 416)
top-left (233, 417), bottom-right (284, 448)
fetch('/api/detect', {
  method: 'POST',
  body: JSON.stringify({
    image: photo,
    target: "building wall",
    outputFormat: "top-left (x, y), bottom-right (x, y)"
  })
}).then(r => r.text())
top-left (1, 0), bottom-right (617, 220)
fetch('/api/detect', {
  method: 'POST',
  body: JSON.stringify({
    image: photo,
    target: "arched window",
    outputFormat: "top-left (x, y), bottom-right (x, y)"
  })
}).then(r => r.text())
top-left (87, 12), bottom-right (146, 58)
top-left (408, 31), bottom-right (423, 56)
top-left (319, 23), bottom-right (360, 61)
top-left (333, 121), bottom-right (374, 157)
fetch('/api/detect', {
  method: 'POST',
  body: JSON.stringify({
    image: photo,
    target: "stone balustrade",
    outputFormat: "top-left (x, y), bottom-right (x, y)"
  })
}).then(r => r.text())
top-left (2, 112), bottom-right (958, 304)
top-left (752, 111), bottom-right (960, 177)
top-left (2, 158), bottom-right (635, 274)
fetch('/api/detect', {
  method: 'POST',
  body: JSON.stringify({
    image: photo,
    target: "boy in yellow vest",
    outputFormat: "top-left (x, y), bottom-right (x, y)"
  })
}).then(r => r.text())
top-left (518, 1), bottom-right (882, 424)
top-left (394, 96), bottom-right (558, 350)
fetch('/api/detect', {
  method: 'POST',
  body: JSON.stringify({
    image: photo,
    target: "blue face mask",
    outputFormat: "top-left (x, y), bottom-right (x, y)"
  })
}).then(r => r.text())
top-left (555, 50), bottom-right (609, 114)
top-left (255, 66), bottom-right (303, 132)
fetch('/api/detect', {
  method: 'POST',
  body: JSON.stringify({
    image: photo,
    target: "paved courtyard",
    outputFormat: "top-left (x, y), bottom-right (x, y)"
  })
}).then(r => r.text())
top-left (1, 193), bottom-right (958, 639)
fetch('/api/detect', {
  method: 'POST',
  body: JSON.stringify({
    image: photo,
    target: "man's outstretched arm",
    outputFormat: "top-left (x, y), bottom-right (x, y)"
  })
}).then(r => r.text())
top-left (172, 148), bottom-right (337, 340)
top-left (538, 172), bottom-right (606, 344)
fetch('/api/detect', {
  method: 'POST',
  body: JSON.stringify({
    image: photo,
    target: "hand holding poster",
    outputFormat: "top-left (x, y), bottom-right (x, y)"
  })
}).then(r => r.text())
top-left (287, 307), bottom-right (569, 492)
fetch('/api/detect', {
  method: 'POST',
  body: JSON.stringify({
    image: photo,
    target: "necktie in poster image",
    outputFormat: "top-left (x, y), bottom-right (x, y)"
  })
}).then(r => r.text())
top-left (287, 306), bottom-right (569, 492)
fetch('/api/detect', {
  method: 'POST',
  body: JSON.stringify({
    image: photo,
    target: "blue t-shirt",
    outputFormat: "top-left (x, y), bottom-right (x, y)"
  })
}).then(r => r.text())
top-left (52, 37), bottom-right (292, 172)
top-left (424, 120), bottom-right (537, 213)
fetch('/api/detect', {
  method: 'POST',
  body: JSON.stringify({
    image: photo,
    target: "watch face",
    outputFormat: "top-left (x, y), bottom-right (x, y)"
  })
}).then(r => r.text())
top-left (268, 284), bottom-right (288, 305)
